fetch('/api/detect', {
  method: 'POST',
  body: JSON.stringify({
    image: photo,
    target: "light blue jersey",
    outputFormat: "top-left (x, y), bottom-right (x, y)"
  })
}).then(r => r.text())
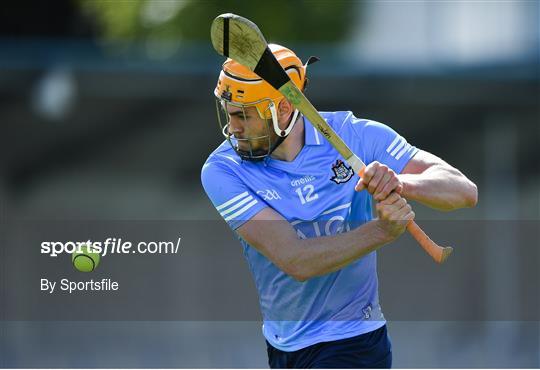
top-left (201, 111), bottom-right (418, 351)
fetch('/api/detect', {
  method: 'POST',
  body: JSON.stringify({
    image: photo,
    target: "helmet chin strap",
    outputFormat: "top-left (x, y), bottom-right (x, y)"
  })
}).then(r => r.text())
top-left (269, 102), bottom-right (301, 138)
top-left (266, 101), bottom-right (301, 157)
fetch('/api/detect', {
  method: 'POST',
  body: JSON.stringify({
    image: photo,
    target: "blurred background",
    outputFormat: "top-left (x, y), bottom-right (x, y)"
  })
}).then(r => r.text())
top-left (1, 0), bottom-right (539, 368)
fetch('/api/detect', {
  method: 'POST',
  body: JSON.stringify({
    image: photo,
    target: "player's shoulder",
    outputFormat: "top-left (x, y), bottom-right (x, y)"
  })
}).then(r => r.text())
top-left (202, 140), bottom-right (238, 171)
top-left (204, 140), bottom-right (238, 164)
top-left (318, 110), bottom-right (386, 136)
top-left (318, 111), bottom-right (354, 127)
top-left (201, 140), bottom-right (252, 185)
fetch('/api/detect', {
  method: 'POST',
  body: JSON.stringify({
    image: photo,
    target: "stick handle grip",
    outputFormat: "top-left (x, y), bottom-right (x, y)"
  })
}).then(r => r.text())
top-left (406, 221), bottom-right (452, 263)
top-left (355, 163), bottom-right (452, 264)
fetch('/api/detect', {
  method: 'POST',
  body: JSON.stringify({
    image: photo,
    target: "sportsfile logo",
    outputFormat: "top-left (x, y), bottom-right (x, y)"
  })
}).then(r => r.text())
top-left (40, 237), bottom-right (182, 257)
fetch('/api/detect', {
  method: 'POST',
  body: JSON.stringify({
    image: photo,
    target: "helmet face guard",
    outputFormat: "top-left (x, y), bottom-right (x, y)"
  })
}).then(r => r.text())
top-left (215, 98), bottom-right (276, 161)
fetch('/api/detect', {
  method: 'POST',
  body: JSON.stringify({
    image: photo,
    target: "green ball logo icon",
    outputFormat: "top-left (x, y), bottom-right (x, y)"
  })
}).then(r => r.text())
top-left (72, 245), bottom-right (100, 272)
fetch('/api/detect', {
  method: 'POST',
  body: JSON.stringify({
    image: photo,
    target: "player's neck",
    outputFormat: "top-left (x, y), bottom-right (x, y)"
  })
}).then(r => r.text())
top-left (270, 116), bottom-right (305, 162)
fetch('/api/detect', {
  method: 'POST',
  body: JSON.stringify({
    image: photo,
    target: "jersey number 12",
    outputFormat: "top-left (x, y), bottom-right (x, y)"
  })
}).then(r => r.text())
top-left (295, 185), bottom-right (319, 205)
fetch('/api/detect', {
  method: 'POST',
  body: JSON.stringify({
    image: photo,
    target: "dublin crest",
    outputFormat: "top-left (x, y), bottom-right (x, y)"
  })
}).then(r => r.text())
top-left (330, 159), bottom-right (354, 184)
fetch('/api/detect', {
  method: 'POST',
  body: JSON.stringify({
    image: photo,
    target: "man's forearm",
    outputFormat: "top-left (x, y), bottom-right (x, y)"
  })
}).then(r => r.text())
top-left (399, 165), bottom-right (478, 211)
top-left (285, 221), bottom-right (395, 281)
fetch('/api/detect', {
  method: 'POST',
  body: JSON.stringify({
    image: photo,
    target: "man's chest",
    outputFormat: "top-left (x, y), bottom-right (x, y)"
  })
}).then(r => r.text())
top-left (246, 154), bottom-right (359, 223)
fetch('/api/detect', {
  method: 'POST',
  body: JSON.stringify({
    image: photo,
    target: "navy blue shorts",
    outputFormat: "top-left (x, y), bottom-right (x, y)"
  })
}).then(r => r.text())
top-left (266, 325), bottom-right (392, 368)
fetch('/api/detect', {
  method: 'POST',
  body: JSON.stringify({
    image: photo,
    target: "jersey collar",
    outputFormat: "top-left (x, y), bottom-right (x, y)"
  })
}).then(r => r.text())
top-left (304, 117), bottom-right (324, 146)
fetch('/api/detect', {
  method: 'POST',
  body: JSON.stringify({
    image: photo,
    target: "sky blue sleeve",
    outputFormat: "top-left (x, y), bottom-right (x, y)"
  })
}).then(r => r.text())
top-left (201, 161), bottom-right (267, 230)
top-left (352, 118), bottom-right (419, 174)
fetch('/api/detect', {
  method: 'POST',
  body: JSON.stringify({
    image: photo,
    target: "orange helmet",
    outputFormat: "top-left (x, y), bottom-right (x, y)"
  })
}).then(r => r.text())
top-left (214, 44), bottom-right (307, 119)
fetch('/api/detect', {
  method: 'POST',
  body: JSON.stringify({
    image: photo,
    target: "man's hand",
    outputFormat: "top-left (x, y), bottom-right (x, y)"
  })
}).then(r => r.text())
top-left (355, 161), bottom-right (402, 201)
top-left (375, 192), bottom-right (415, 240)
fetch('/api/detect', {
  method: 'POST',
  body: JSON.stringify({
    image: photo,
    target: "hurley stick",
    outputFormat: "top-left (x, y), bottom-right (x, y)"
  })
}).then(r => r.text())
top-left (211, 13), bottom-right (453, 263)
